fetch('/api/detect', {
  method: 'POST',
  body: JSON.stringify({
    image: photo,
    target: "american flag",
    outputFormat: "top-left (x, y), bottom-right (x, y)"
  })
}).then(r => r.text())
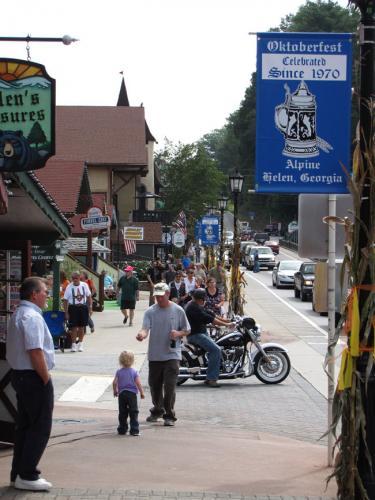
top-left (173, 210), bottom-right (187, 236)
top-left (123, 231), bottom-right (136, 255)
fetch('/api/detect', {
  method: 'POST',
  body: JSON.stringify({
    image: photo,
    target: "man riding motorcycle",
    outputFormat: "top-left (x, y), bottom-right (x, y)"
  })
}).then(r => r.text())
top-left (184, 288), bottom-right (235, 388)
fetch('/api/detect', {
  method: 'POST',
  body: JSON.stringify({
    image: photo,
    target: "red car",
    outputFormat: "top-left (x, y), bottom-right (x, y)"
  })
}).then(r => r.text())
top-left (264, 240), bottom-right (280, 254)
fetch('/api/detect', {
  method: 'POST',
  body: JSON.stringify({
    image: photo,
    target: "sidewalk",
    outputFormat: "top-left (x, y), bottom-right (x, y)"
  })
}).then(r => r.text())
top-left (0, 292), bottom-right (337, 499)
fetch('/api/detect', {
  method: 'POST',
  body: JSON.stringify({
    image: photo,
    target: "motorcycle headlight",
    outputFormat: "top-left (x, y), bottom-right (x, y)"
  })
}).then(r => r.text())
top-left (241, 317), bottom-right (256, 330)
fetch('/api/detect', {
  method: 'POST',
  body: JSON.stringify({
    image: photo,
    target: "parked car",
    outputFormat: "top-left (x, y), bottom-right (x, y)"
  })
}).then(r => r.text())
top-left (241, 242), bottom-right (257, 265)
top-left (246, 246), bottom-right (276, 270)
top-left (272, 260), bottom-right (302, 288)
top-left (264, 240), bottom-right (280, 254)
top-left (294, 262), bottom-right (316, 301)
top-left (254, 232), bottom-right (269, 245)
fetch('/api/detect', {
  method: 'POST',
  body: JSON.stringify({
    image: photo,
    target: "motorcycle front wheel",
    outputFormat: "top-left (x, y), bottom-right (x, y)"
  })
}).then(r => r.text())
top-left (254, 348), bottom-right (290, 384)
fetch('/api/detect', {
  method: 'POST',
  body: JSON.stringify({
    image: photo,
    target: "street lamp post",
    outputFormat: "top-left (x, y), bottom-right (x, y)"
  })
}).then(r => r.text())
top-left (217, 194), bottom-right (228, 262)
top-left (229, 171), bottom-right (244, 315)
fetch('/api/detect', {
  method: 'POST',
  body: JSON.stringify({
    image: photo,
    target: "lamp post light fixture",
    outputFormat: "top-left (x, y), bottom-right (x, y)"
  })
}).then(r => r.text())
top-left (217, 194), bottom-right (228, 262)
top-left (229, 171), bottom-right (244, 245)
top-left (229, 171), bottom-right (244, 315)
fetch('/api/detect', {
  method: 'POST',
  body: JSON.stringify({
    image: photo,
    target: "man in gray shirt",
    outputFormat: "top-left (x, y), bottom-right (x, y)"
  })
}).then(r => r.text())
top-left (6, 277), bottom-right (55, 492)
top-left (136, 282), bottom-right (190, 426)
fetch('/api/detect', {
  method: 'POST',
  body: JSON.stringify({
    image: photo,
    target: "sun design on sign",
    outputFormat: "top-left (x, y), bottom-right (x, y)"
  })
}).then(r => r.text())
top-left (0, 61), bottom-right (43, 82)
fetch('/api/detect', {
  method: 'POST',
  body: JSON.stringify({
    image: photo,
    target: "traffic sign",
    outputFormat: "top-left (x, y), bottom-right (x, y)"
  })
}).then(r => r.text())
top-left (80, 215), bottom-right (111, 231)
top-left (173, 230), bottom-right (185, 248)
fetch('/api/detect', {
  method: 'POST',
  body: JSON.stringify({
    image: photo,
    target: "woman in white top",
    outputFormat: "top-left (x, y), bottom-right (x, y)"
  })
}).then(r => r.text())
top-left (183, 268), bottom-right (196, 294)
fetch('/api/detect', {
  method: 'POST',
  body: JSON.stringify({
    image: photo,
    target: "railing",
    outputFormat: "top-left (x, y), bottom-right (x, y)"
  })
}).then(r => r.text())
top-left (279, 230), bottom-right (298, 251)
top-left (131, 210), bottom-right (173, 224)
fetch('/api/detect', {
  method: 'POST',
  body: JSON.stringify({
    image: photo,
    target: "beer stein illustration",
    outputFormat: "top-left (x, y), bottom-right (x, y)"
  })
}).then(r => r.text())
top-left (275, 81), bottom-right (320, 158)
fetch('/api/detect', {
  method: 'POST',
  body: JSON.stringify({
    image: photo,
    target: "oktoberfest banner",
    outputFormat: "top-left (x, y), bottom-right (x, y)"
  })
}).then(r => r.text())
top-left (255, 33), bottom-right (352, 193)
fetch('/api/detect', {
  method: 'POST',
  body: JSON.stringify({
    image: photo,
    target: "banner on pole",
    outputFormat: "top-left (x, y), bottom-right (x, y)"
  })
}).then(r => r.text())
top-left (255, 33), bottom-right (352, 194)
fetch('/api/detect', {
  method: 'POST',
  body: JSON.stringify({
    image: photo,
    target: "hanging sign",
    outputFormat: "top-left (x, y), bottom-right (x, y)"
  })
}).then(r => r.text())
top-left (80, 215), bottom-right (111, 231)
top-left (173, 230), bottom-right (185, 248)
top-left (255, 33), bottom-right (352, 194)
top-left (123, 226), bottom-right (144, 241)
top-left (200, 216), bottom-right (219, 245)
top-left (0, 58), bottom-right (55, 172)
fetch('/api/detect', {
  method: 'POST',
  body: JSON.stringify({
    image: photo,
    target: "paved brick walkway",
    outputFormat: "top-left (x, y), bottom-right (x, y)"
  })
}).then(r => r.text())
top-left (0, 487), bottom-right (335, 499)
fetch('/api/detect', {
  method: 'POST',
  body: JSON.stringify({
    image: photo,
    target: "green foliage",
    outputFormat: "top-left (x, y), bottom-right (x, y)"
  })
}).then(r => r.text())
top-left (125, 260), bottom-right (150, 280)
top-left (273, 0), bottom-right (359, 32)
top-left (155, 140), bottom-right (226, 233)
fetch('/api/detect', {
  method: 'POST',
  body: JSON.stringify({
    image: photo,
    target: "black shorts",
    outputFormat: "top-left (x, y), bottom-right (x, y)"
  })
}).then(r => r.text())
top-left (121, 299), bottom-right (136, 310)
top-left (68, 304), bottom-right (89, 327)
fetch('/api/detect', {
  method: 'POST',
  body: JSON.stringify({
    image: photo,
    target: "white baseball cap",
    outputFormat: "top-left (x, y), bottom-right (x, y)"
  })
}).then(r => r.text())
top-left (153, 282), bottom-right (170, 296)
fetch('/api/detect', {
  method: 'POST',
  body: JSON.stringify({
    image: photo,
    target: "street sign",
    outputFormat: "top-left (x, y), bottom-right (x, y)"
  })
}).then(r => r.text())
top-left (80, 215), bottom-right (111, 231)
top-left (255, 32), bottom-right (352, 194)
top-left (173, 230), bottom-right (185, 248)
top-left (298, 194), bottom-right (352, 258)
top-left (200, 216), bottom-right (219, 245)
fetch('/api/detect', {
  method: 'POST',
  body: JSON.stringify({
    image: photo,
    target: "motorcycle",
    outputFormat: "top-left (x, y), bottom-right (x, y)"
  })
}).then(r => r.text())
top-left (177, 316), bottom-right (290, 385)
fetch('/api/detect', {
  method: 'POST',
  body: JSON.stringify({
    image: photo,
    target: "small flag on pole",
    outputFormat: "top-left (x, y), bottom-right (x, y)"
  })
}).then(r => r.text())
top-left (173, 210), bottom-right (187, 236)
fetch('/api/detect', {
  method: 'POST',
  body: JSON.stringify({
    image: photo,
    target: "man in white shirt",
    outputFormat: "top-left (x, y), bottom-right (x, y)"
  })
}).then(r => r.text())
top-left (6, 277), bottom-right (55, 491)
top-left (63, 271), bottom-right (92, 352)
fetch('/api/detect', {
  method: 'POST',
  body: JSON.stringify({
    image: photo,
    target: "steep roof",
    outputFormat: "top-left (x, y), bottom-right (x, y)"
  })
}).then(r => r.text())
top-left (55, 106), bottom-right (148, 166)
top-left (117, 77), bottom-right (130, 106)
top-left (35, 160), bottom-right (92, 216)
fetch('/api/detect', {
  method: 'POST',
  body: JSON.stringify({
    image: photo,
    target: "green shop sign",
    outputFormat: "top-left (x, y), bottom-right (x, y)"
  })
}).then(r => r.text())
top-left (0, 58), bottom-right (55, 172)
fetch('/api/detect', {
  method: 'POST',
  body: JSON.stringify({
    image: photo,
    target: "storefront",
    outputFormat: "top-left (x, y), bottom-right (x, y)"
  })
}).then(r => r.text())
top-left (0, 171), bottom-right (70, 444)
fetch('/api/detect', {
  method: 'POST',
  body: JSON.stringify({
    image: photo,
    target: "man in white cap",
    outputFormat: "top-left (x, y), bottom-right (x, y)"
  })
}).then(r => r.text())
top-left (136, 282), bottom-right (190, 426)
top-left (117, 266), bottom-right (139, 327)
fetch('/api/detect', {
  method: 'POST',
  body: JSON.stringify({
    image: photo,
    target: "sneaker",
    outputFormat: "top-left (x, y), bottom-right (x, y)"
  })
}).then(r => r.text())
top-left (146, 415), bottom-right (160, 423)
top-left (123, 316), bottom-right (128, 324)
top-left (205, 380), bottom-right (221, 388)
top-left (129, 322), bottom-right (133, 327)
top-left (77, 342), bottom-right (83, 352)
top-left (15, 476), bottom-right (52, 491)
top-left (117, 428), bottom-right (127, 435)
top-left (70, 342), bottom-right (77, 352)
top-left (90, 327), bottom-right (95, 333)
top-left (163, 419), bottom-right (175, 427)
top-left (130, 430), bottom-right (140, 436)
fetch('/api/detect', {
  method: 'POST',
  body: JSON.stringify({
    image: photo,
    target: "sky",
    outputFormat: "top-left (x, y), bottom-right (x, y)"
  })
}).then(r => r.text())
top-left (7, 0), bottom-right (350, 148)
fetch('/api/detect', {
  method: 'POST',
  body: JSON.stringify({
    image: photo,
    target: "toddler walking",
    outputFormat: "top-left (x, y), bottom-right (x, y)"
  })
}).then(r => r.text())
top-left (113, 350), bottom-right (144, 436)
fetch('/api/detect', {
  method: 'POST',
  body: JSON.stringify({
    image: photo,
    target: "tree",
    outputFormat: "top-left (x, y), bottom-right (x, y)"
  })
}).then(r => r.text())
top-left (155, 141), bottom-right (226, 235)
top-left (27, 122), bottom-right (47, 148)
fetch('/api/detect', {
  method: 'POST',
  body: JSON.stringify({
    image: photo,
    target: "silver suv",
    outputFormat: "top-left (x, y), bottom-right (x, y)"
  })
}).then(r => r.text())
top-left (246, 246), bottom-right (276, 270)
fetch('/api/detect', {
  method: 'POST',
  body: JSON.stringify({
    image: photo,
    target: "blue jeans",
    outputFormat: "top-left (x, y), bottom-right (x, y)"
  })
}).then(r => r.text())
top-left (188, 333), bottom-right (221, 381)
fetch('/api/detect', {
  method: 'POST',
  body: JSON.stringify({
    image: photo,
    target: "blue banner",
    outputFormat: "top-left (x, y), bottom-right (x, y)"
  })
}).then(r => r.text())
top-left (255, 32), bottom-right (352, 194)
top-left (200, 216), bottom-right (219, 245)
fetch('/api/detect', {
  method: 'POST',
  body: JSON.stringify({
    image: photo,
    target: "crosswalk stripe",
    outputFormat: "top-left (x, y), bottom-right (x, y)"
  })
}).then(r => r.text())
top-left (58, 375), bottom-right (112, 402)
